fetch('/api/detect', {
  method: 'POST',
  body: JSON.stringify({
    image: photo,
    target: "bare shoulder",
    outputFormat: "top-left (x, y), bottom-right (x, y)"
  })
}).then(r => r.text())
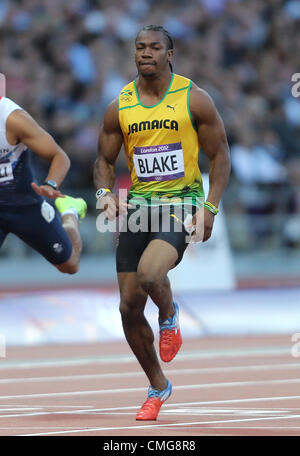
top-left (7, 108), bottom-right (45, 130)
top-left (7, 109), bottom-right (31, 129)
top-left (103, 98), bottom-right (121, 134)
top-left (189, 82), bottom-right (218, 123)
top-left (6, 108), bottom-right (43, 140)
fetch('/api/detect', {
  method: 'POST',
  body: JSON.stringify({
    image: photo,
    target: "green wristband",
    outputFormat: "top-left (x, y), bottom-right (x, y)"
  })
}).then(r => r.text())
top-left (204, 201), bottom-right (219, 215)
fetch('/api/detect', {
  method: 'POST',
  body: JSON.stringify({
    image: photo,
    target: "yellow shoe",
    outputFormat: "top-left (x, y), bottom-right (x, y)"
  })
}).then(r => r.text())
top-left (55, 195), bottom-right (87, 220)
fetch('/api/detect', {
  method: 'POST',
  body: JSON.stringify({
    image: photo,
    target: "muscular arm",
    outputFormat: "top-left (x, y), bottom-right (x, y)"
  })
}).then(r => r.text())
top-left (93, 99), bottom-right (123, 190)
top-left (189, 84), bottom-right (231, 241)
top-left (94, 99), bottom-right (127, 219)
top-left (7, 110), bottom-right (70, 192)
top-left (190, 84), bottom-right (231, 207)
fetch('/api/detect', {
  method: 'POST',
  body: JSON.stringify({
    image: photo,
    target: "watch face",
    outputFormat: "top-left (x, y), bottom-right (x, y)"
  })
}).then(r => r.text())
top-left (47, 180), bottom-right (57, 189)
top-left (96, 189), bottom-right (106, 199)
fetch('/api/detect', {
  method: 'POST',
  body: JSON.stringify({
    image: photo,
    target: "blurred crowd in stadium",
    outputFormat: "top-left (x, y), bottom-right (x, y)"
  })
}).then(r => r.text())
top-left (1, 0), bottom-right (299, 252)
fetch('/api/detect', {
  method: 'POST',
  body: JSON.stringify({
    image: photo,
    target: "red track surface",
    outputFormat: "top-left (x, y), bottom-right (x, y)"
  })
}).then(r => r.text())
top-left (0, 334), bottom-right (300, 436)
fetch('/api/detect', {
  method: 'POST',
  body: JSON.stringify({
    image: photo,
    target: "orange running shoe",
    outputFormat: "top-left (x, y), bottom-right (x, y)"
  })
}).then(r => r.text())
top-left (136, 380), bottom-right (172, 421)
top-left (159, 302), bottom-right (182, 362)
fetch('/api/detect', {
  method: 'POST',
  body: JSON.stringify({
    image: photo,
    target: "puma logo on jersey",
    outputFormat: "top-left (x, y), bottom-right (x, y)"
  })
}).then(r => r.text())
top-left (166, 104), bottom-right (176, 111)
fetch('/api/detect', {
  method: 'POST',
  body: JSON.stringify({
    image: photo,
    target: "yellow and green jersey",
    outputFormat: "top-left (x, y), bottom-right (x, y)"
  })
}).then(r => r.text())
top-left (118, 73), bottom-right (204, 206)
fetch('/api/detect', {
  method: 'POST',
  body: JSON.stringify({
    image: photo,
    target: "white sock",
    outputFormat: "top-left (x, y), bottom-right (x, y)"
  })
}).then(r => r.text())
top-left (61, 208), bottom-right (79, 219)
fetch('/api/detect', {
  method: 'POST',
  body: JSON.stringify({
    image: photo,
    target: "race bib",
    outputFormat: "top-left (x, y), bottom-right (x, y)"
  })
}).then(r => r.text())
top-left (0, 160), bottom-right (13, 183)
top-left (133, 142), bottom-right (185, 182)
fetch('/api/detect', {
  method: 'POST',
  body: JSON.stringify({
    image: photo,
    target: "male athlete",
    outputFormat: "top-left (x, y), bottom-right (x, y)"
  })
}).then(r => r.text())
top-left (0, 95), bottom-right (87, 273)
top-left (94, 25), bottom-right (231, 420)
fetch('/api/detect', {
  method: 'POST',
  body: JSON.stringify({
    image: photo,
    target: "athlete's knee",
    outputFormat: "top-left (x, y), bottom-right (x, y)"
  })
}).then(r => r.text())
top-left (119, 295), bottom-right (145, 321)
top-left (55, 261), bottom-right (79, 275)
top-left (137, 269), bottom-right (162, 294)
top-left (119, 300), bottom-right (130, 319)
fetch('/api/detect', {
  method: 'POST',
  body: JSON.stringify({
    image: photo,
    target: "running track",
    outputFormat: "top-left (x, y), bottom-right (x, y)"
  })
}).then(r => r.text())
top-left (0, 334), bottom-right (300, 436)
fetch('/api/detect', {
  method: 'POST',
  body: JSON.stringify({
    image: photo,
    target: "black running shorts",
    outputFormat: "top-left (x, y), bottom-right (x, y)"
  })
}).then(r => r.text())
top-left (116, 204), bottom-right (196, 273)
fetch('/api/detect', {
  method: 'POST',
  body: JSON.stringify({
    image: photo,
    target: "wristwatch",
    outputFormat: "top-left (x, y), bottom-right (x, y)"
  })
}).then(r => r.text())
top-left (95, 188), bottom-right (111, 200)
top-left (43, 180), bottom-right (58, 190)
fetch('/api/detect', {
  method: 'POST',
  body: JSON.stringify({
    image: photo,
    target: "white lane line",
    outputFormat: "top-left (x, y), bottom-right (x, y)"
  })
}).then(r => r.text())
top-left (0, 346), bottom-right (291, 370)
top-left (0, 408), bottom-right (40, 412)
top-left (1, 395), bottom-right (300, 420)
top-left (17, 414), bottom-right (300, 436)
top-left (163, 408), bottom-right (288, 416)
top-left (0, 405), bottom-right (92, 408)
top-left (0, 404), bottom-right (93, 418)
top-left (2, 425), bottom-right (300, 432)
top-left (1, 378), bottom-right (300, 401)
top-left (1, 362), bottom-right (299, 385)
top-left (1, 408), bottom-right (285, 420)
top-left (0, 426), bottom-right (299, 430)
top-left (0, 427), bottom-right (103, 430)
top-left (171, 426), bottom-right (300, 429)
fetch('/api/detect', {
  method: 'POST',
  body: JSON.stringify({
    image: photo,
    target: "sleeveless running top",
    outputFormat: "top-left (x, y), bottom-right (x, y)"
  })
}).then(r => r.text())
top-left (118, 73), bottom-right (204, 204)
top-left (0, 96), bottom-right (40, 206)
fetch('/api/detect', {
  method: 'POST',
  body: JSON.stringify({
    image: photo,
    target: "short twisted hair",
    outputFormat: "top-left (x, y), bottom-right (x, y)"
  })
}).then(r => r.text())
top-left (135, 25), bottom-right (174, 72)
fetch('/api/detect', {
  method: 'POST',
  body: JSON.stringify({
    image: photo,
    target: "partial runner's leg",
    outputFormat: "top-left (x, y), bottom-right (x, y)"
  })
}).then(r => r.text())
top-left (118, 271), bottom-right (168, 391)
top-left (54, 196), bottom-right (87, 274)
top-left (137, 239), bottom-right (178, 320)
top-left (55, 213), bottom-right (82, 274)
top-left (137, 239), bottom-right (182, 363)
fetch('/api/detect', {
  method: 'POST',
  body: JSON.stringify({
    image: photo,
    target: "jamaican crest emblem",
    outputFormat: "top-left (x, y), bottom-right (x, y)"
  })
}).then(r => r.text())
top-left (120, 89), bottom-right (133, 102)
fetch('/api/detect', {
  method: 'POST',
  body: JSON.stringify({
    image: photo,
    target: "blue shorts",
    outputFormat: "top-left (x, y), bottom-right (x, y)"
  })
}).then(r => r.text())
top-left (0, 200), bottom-right (73, 265)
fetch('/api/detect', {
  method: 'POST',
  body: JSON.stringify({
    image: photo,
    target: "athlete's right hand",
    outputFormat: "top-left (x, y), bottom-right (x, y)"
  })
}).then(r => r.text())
top-left (96, 192), bottom-right (131, 221)
top-left (31, 182), bottom-right (64, 199)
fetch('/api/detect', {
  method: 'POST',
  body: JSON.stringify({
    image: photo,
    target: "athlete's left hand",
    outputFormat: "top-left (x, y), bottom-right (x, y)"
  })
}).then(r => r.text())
top-left (31, 182), bottom-right (65, 199)
top-left (202, 209), bottom-right (215, 242)
top-left (187, 207), bottom-right (215, 243)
